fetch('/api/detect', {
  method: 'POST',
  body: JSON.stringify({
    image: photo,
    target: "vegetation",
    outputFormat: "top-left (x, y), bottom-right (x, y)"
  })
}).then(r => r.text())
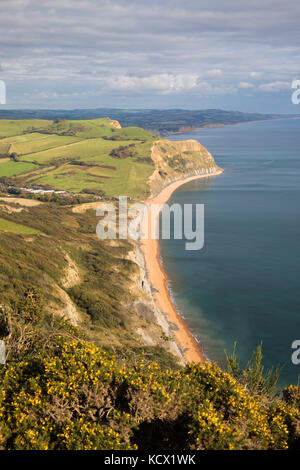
top-left (0, 198), bottom-right (174, 356)
top-left (0, 296), bottom-right (300, 450)
top-left (0, 118), bottom-right (156, 199)
top-left (164, 153), bottom-right (188, 171)
top-left (0, 118), bottom-right (299, 451)
top-left (0, 217), bottom-right (40, 235)
top-left (226, 342), bottom-right (282, 398)
top-left (0, 161), bottom-right (37, 178)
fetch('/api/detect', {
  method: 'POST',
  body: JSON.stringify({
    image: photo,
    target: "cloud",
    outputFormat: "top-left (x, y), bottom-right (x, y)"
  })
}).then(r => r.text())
top-left (250, 71), bottom-right (263, 79)
top-left (102, 74), bottom-right (236, 96)
top-left (258, 81), bottom-right (291, 92)
top-left (239, 82), bottom-right (255, 89)
top-left (203, 69), bottom-right (223, 79)
top-left (0, 0), bottom-right (299, 110)
top-left (105, 74), bottom-right (198, 93)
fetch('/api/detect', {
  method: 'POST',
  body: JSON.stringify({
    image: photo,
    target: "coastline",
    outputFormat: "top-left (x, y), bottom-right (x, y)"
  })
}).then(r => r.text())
top-left (140, 170), bottom-right (223, 364)
top-left (163, 117), bottom-right (299, 137)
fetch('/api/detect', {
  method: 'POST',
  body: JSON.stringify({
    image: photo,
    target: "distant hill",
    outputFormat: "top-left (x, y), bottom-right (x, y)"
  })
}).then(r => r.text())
top-left (0, 108), bottom-right (299, 135)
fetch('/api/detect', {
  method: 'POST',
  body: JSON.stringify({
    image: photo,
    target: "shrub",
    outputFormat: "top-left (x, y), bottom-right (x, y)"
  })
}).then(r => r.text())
top-left (14, 288), bottom-right (44, 324)
top-left (225, 342), bottom-right (281, 398)
top-left (0, 338), bottom-right (299, 450)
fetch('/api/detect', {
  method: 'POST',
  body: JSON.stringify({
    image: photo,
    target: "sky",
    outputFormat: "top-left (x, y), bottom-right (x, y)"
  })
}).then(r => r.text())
top-left (0, 0), bottom-right (300, 113)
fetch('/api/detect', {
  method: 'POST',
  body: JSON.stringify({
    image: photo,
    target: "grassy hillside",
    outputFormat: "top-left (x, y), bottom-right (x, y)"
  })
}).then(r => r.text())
top-left (0, 199), bottom-right (179, 357)
top-left (0, 217), bottom-right (40, 235)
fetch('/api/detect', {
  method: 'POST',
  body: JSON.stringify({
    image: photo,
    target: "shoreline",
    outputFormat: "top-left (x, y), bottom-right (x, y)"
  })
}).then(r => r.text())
top-left (140, 170), bottom-right (223, 364)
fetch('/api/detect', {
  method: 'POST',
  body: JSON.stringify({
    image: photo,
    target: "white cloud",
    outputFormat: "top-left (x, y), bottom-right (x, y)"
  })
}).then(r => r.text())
top-left (1, 0), bottom-right (299, 109)
top-left (258, 81), bottom-right (291, 92)
top-left (239, 81), bottom-right (255, 89)
top-left (203, 69), bottom-right (223, 79)
top-left (106, 74), bottom-right (199, 94)
top-left (102, 74), bottom-right (237, 96)
top-left (250, 71), bottom-right (263, 79)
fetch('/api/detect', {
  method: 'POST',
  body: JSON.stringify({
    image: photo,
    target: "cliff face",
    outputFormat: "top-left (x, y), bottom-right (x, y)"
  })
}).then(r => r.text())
top-left (108, 118), bottom-right (122, 129)
top-left (149, 139), bottom-right (223, 195)
top-left (126, 242), bottom-right (185, 364)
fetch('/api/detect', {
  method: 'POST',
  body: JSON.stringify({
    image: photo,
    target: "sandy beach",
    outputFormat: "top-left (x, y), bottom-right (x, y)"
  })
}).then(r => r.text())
top-left (140, 170), bottom-right (223, 363)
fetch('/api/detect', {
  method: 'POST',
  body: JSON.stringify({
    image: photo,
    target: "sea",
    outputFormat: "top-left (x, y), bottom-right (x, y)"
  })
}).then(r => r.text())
top-left (161, 118), bottom-right (300, 386)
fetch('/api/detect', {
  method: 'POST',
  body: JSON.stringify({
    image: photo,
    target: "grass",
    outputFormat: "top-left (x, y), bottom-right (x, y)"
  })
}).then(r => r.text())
top-left (0, 203), bottom-right (167, 353)
top-left (0, 117), bottom-right (215, 200)
top-left (4, 133), bottom-right (82, 155)
top-left (32, 164), bottom-right (104, 193)
top-left (25, 157), bottom-right (153, 197)
top-left (20, 138), bottom-right (140, 164)
top-left (0, 161), bottom-right (37, 177)
top-left (0, 197), bottom-right (42, 207)
top-left (0, 118), bottom-right (156, 198)
top-left (0, 119), bottom-right (53, 137)
top-left (0, 217), bottom-right (40, 234)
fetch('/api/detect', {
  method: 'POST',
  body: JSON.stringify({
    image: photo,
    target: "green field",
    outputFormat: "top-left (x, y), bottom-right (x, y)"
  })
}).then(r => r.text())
top-left (3, 133), bottom-right (82, 155)
top-left (0, 217), bottom-right (40, 234)
top-left (0, 160), bottom-right (37, 177)
top-left (0, 119), bottom-right (53, 137)
top-left (0, 118), bottom-right (156, 198)
top-left (20, 137), bottom-right (139, 164)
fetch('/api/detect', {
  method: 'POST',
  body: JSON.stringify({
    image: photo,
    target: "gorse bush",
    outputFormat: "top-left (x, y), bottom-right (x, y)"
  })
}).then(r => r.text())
top-left (14, 287), bottom-right (45, 324)
top-left (225, 342), bottom-right (282, 398)
top-left (0, 290), bottom-right (299, 450)
top-left (1, 337), bottom-right (300, 450)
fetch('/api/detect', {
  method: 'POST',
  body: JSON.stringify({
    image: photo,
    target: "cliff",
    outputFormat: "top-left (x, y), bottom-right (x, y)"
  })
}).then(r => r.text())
top-left (108, 118), bottom-right (122, 129)
top-left (149, 139), bottom-right (223, 195)
top-left (126, 241), bottom-right (185, 364)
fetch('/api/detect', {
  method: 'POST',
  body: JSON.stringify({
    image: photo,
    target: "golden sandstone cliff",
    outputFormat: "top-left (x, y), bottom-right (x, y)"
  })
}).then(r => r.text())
top-left (149, 139), bottom-right (223, 195)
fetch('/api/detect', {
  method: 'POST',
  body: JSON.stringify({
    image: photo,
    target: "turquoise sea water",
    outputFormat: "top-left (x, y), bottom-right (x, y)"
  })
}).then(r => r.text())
top-left (162, 119), bottom-right (300, 386)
